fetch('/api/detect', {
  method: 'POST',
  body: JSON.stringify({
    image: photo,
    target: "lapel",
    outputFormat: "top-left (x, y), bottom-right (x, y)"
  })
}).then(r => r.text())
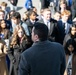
top-left (26, 19), bottom-right (34, 27)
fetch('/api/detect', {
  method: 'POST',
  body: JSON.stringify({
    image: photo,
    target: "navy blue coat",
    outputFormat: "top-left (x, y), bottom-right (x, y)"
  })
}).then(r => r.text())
top-left (18, 40), bottom-right (66, 75)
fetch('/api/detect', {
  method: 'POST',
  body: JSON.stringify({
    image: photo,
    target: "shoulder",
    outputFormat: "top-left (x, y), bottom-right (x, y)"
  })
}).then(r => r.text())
top-left (52, 42), bottom-right (63, 48)
top-left (25, 19), bottom-right (30, 24)
top-left (51, 42), bottom-right (65, 53)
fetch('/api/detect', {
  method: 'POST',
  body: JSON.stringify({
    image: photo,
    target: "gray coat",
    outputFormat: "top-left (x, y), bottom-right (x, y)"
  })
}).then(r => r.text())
top-left (18, 40), bottom-right (66, 75)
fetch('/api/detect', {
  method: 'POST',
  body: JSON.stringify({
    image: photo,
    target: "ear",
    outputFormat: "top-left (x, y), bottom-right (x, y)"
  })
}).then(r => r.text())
top-left (34, 34), bottom-right (39, 41)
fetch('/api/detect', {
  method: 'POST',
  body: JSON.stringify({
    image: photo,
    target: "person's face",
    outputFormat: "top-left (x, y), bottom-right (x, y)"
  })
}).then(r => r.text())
top-left (0, 20), bottom-right (6, 28)
top-left (12, 18), bottom-right (20, 25)
top-left (68, 45), bottom-right (74, 52)
top-left (71, 27), bottom-right (76, 35)
top-left (18, 29), bottom-right (24, 38)
top-left (30, 12), bottom-right (36, 20)
top-left (62, 14), bottom-right (69, 22)
top-left (60, 4), bottom-right (66, 9)
top-left (43, 11), bottom-right (51, 21)
top-left (31, 27), bottom-right (38, 42)
top-left (0, 12), bottom-right (5, 20)
top-left (54, 13), bottom-right (61, 21)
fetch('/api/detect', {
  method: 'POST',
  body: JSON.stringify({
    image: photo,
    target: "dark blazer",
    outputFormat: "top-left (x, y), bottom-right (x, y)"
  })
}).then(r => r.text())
top-left (57, 20), bottom-right (71, 44)
top-left (38, 18), bottom-right (60, 42)
top-left (18, 40), bottom-right (66, 75)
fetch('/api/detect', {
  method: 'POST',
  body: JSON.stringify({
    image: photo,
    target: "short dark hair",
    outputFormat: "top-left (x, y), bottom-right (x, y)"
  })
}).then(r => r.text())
top-left (28, 9), bottom-right (36, 18)
top-left (11, 12), bottom-right (21, 19)
top-left (33, 22), bottom-right (48, 41)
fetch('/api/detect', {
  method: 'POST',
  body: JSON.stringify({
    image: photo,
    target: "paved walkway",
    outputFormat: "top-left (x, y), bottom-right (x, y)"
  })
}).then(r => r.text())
top-left (0, 0), bottom-right (41, 18)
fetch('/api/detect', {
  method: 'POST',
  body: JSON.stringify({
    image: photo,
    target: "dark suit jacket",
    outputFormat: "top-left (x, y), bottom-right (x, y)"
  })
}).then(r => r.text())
top-left (38, 18), bottom-right (60, 42)
top-left (18, 40), bottom-right (66, 75)
top-left (57, 20), bottom-right (71, 44)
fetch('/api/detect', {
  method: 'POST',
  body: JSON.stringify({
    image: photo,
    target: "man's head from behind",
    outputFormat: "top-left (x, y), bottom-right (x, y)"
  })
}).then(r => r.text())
top-left (32, 22), bottom-right (48, 42)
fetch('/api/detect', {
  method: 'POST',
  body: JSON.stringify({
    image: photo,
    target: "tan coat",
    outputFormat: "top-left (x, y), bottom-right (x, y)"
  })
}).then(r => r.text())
top-left (0, 53), bottom-right (8, 75)
top-left (64, 54), bottom-right (76, 75)
top-left (0, 40), bottom-right (9, 75)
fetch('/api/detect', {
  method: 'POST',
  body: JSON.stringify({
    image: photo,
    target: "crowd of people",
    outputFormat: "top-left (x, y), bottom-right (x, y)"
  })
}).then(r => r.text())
top-left (0, 0), bottom-right (76, 75)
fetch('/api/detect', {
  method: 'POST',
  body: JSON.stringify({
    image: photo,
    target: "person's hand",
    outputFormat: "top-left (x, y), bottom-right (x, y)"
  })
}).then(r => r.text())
top-left (4, 45), bottom-right (8, 54)
top-left (0, 43), bottom-right (3, 54)
top-left (0, 43), bottom-right (3, 50)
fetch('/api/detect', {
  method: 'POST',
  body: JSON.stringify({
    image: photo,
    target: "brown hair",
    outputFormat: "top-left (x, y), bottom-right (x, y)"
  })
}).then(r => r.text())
top-left (1, 2), bottom-right (7, 7)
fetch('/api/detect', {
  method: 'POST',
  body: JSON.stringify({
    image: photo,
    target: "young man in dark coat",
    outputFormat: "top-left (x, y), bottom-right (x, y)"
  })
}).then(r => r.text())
top-left (18, 22), bottom-right (66, 75)
top-left (37, 8), bottom-right (60, 42)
